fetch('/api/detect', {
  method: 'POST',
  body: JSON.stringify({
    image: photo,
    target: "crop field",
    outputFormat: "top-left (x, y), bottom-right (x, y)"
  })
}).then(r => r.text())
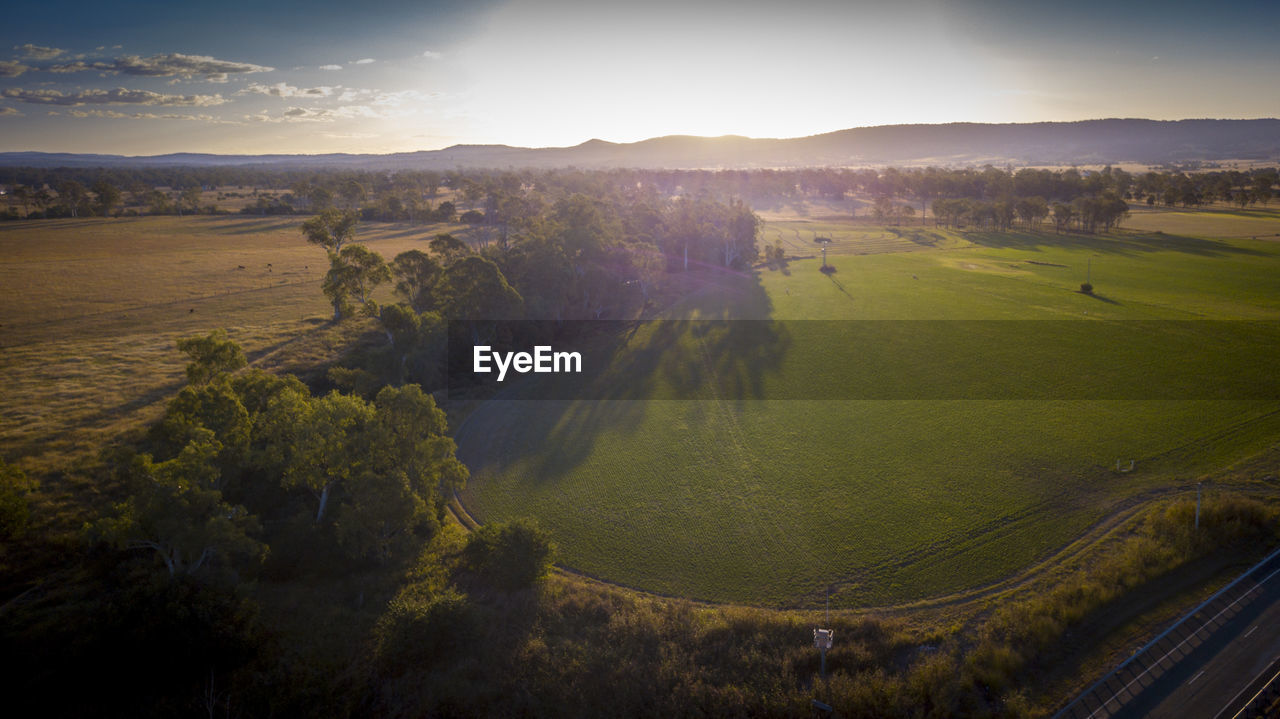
top-left (457, 211), bottom-right (1280, 607)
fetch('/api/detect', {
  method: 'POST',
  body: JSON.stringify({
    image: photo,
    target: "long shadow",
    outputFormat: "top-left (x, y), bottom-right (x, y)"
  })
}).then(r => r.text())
top-left (963, 228), bottom-right (1270, 258)
top-left (1079, 290), bottom-right (1121, 305)
top-left (191, 216), bottom-right (301, 235)
top-left (887, 227), bottom-right (946, 247)
top-left (455, 265), bottom-right (792, 484)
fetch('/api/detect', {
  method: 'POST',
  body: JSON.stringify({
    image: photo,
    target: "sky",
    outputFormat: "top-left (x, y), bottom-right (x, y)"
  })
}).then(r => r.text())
top-left (1, 0), bottom-right (1277, 155)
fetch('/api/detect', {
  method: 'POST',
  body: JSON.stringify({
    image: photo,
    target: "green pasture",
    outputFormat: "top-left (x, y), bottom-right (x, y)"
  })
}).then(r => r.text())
top-left (458, 217), bottom-right (1280, 606)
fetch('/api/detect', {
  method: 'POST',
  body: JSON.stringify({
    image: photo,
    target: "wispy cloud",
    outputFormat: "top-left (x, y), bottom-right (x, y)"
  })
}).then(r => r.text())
top-left (0, 61), bottom-right (30, 77)
top-left (0, 106), bottom-right (22, 117)
top-left (2, 87), bottom-right (228, 107)
top-left (66, 108), bottom-right (235, 123)
top-left (14, 44), bottom-right (65, 60)
top-left (246, 104), bottom-right (380, 123)
top-left (353, 58), bottom-right (375, 65)
top-left (319, 64), bottom-right (343, 71)
top-left (422, 50), bottom-right (443, 59)
top-left (237, 82), bottom-right (339, 98)
top-left (48, 53), bottom-right (272, 80)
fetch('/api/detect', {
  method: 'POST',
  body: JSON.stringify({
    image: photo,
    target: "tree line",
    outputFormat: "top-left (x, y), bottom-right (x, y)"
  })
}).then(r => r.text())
top-left (2, 164), bottom-right (1275, 221)
top-left (299, 188), bottom-right (760, 392)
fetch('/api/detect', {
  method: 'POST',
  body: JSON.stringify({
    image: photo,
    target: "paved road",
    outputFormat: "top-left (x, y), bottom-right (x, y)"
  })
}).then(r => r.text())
top-left (1144, 576), bottom-right (1280, 718)
top-left (1056, 547), bottom-right (1280, 719)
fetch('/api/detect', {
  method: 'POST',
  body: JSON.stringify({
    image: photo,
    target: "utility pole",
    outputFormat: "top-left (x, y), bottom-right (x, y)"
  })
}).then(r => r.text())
top-left (814, 586), bottom-right (833, 679)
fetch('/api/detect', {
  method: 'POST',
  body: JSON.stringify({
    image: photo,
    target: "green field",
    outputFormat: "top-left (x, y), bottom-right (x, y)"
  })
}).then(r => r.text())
top-left (457, 217), bottom-right (1280, 606)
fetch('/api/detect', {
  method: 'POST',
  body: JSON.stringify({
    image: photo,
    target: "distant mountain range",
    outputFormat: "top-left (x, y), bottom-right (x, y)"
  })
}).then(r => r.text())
top-left (3, 119), bottom-right (1279, 170)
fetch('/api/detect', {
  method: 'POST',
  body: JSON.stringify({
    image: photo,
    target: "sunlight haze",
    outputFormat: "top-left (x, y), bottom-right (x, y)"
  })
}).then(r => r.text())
top-left (1, 0), bottom-right (1277, 153)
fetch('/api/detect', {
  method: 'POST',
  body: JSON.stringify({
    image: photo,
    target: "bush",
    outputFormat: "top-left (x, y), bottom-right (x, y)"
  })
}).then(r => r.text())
top-left (463, 518), bottom-right (555, 590)
top-left (1080, 282), bottom-right (1093, 293)
top-left (375, 587), bottom-right (475, 670)
top-left (0, 461), bottom-right (37, 539)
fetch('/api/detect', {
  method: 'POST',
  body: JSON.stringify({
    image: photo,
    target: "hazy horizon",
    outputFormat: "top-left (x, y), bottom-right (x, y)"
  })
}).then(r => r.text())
top-left (4, 116), bottom-right (1280, 159)
top-left (3, 0), bottom-right (1279, 155)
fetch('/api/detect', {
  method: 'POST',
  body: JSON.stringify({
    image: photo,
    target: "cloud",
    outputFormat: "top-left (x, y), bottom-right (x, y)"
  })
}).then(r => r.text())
top-left (237, 82), bottom-right (339, 98)
top-left (353, 58), bottom-right (375, 65)
top-left (14, 44), bottom-right (65, 60)
top-left (49, 53), bottom-right (272, 80)
top-left (369, 89), bottom-right (431, 107)
top-left (0, 106), bottom-right (21, 117)
top-left (319, 64), bottom-right (343, 71)
top-left (246, 104), bottom-right (380, 123)
top-left (2, 87), bottom-right (228, 107)
top-left (422, 50), bottom-right (443, 59)
top-left (0, 61), bottom-right (30, 77)
top-left (66, 108), bottom-right (233, 123)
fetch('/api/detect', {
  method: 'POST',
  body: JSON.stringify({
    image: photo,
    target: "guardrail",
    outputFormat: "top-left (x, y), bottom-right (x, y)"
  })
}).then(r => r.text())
top-left (1054, 545), bottom-right (1280, 719)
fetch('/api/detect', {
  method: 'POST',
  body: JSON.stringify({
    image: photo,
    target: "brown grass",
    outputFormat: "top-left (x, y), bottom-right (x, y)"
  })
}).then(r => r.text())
top-left (0, 215), bottom-right (460, 471)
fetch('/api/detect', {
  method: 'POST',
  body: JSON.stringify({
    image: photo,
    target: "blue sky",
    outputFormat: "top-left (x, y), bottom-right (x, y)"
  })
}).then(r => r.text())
top-left (1, 0), bottom-right (1277, 154)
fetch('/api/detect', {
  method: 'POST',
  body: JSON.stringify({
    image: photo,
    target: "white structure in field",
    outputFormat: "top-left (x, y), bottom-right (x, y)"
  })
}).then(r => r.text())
top-left (814, 628), bottom-right (833, 677)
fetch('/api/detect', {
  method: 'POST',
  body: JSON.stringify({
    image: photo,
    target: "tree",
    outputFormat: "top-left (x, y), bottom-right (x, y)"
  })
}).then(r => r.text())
top-left (429, 233), bottom-right (470, 264)
top-left (1051, 202), bottom-right (1075, 233)
top-left (391, 249), bottom-right (442, 312)
top-left (33, 187), bottom-right (52, 218)
top-left (90, 433), bottom-right (265, 578)
top-left (370, 384), bottom-right (467, 502)
top-left (57, 180), bottom-right (87, 217)
top-left (156, 380), bottom-right (252, 489)
top-left (301, 207), bottom-right (359, 254)
top-left (11, 184), bottom-right (31, 218)
top-left (1014, 197), bottom-right (1049, 229)
top-left (436, 255), bottom-right (523, 321)
top-left (872, 195), bottom-right (893, 223)
top-left (433, 200), bottom-right (456, 222)
top-left (339, 179), bottom-right (366, 210)
top-left (146, 189), bottom-right (171, 215)
top-left (323, 245), bottom-right (391, 320)
top-left (334, 469), bottom-right (432, 562)
top-left (180, 186), bottom-right (203, 216)
top-left (279, 392), bottom-right (375, 524)
top-left (176, 329), bottom-right (247, 385)
top-left (378, 302), bottom-right (421, 347)
top-left (91, 179), bottom-right (122, 217)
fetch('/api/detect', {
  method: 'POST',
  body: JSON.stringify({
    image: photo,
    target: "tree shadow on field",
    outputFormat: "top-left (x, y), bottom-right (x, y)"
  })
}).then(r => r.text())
top-left (963, 229), bottom-right (1270, 258)
top-left (192, 216), bottom-right (300, 234)
top-left (364, 223), bottom-right (442, 241)
top-left (887, 227), bottom-right (946, 247)
top-left (454, 266), bottom-right (792, 483)
top-left (1079, 290), bottom-right (1121, 305)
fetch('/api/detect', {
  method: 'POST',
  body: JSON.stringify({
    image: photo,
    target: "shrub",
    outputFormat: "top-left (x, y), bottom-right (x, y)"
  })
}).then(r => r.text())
top-left (375, 587), bottom-right (475, 670)
top-left (1080, 282), bottom-right (1093, 293)
top-left (463, 518), bottom-right (555, 590)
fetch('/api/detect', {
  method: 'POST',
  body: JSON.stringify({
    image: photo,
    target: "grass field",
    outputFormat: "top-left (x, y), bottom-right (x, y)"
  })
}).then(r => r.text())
top-left (457, 212), bottom-right (1280, 607)
top-left (4, 209), bottom-right (1279, 609)
top-left (0, 215), bottom-right (465, 468)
